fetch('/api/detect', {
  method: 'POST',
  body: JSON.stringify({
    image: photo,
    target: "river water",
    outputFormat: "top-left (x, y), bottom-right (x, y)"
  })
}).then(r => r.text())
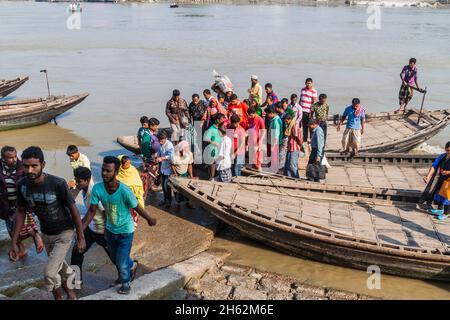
top-left (1, 1), bottom-right (449, 298)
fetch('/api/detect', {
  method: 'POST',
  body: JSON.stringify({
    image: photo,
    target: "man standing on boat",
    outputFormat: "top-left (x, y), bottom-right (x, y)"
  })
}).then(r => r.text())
top-left (299, 78), bottom-right (318, 143)
top-left (337, 98), bottom-right (365, 157)
top-left (397, 58), bottom-right (424, 113)
top-left (165, 89), bottom-right (190, 144)
top-left (248, 75), bottom-right (263, 106)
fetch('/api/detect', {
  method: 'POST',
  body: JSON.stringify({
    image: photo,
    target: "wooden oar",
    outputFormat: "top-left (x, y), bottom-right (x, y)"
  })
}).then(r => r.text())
top-left (417, 86), bottom-right (428, 125)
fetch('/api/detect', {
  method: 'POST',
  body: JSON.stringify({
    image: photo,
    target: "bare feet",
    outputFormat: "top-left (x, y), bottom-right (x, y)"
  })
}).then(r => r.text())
top-left (52, 288), bottom-right (64, 300)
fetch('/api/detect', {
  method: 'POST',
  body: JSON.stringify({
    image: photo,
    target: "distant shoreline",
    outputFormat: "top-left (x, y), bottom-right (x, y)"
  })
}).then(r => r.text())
top-left (2, 0), bottom-right (447, 5)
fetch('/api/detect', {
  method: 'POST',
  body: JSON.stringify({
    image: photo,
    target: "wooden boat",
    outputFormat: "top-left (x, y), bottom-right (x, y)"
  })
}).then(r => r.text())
top-left (169, 177), bottom-right (450, 281)
top-left (325, 152), bottom-right (438, 167)
top-left (117, 128), bottom-right (173, 154)
top-left (170, 3), bottom-right (179, 8)
top-left (0, 93), bottom-right (89, 131)
top-left (242, 153), bottom-right (431, 191)
top-left (0, 76), bottom-right (29, 98)
top-left (325, 108), bottom-right (450, 153)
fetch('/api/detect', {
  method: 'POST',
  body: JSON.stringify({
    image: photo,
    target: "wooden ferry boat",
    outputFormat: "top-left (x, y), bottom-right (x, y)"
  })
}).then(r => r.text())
top-left (169, 177), bottom-right (450, 282)
top-left (0, 76), bottom-right (29, 98)
top-left (0, 93), bottom-right (89, 131)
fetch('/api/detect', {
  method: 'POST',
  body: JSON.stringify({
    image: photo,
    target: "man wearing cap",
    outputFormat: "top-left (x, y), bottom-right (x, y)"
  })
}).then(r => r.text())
top-left (248, 75), bottom-right (263, 105)
top-left (165, 89), bottom-right (190, 144)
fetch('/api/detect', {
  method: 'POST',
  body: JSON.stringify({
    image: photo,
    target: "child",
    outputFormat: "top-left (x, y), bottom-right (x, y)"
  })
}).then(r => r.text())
top-left (137, 116), bottom-right (152, 160)
top-left (156, 132), bottom-right (174, 208)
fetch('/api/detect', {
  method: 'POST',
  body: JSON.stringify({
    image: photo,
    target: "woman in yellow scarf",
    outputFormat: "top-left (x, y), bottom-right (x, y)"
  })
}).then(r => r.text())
top-left (117, 155), bottom-right (145, 226)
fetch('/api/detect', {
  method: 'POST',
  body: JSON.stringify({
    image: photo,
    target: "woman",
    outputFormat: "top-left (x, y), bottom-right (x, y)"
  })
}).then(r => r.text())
top-left (117, 155), bottom-right (145, 226)
top-left (171, 141), bottom-right (195, 211)
top-left (423, 141), bottom-right (450, 220)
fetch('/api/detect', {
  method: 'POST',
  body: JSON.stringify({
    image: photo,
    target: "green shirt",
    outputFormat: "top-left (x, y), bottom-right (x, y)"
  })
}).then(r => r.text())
top-left (203, 124), bottom-right (222, 161)
top-left (90, 182), bottom-right (138, 234)
top-left (311, 102), bottom-right (330, 122)
top-left (137, 127), bottom-right (152, 158)
top-left (269, 115), bottom-right (283, 145)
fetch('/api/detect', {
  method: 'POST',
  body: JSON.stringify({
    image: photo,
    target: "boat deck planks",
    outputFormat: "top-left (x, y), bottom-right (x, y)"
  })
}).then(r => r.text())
top-left (325, 109), bottom-right (450, 153)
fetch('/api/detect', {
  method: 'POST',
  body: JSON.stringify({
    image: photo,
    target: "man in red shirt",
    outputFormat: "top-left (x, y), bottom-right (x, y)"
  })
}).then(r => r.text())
top-left (227, 94), bottom-right (249, 129)
top-left (227, 115), bottom-right (247, 177)
top-left (247, 107), bottom-right (265, 171)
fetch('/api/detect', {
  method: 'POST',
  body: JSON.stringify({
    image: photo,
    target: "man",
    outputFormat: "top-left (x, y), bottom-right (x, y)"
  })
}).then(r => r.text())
top-left (227, 94), bottom-right (249, 129)
top-left (148, 117), bottom-right (161, 157)
top-left (275, 102), bottom-right (289, 173)
top-left (264, 83), bottom-right (279, 104)
top-left (203, 113), bottom-right (226, 180)
top-left (283, 114), bottom-right (303, 178)
top-left (66, 145), bottom-right (91, 191)
top-left (70, 167), bottom-right (109, 283)
top-left (83, 156), bottom-right (156, 295)
top-left (11, 146), bottom-right (86, 300)
top-left (215, 126), bottom-right (233, 183)
top-left (0, 146), bottom-right (43, 261)
top-left (227, 115), bottom-right (247, 177)
top-left (397, 58), bottom-right (423, 113)
top-left (165, 89), bottom-right (190, 144)
top-left (247, 107), bottom-right (265, 171)
top-left (137, 116), bottom-right (152, 160)
top-left (188, 93), bottom-right (207, 125)
top-left (299, 78), bottom-right (318, 142)
top-left (289, 93), bottom-right (302, 123)
top-left (156, 132), bottom-right (174, 209)
top-left (308, 119), bottom-right (325, 182)
top-left (337, 98), bottom-right (366, 156)
top-left (265, 106), bottom-right (283, 172)
top-left (310, 93), bottom-right (330, 147)
top-left (248, 75), bottom-right (263, 105)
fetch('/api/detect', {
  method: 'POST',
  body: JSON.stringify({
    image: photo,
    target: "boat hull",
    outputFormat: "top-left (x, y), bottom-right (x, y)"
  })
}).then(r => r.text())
top-left (169, 178), bottom-right (450, 282)
top-left (0, 93), bottom-right (89, 131)
top-left (0, 76), bottom-right (29, 98)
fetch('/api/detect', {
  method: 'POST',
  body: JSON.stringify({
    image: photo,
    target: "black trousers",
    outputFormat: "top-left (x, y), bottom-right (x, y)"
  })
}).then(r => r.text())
top-left (302, 111), bottom-right (311, 141)
top-left (308, 148), bottom-right (318, 165)
top-left (70, 227), bottom-right (109, 280)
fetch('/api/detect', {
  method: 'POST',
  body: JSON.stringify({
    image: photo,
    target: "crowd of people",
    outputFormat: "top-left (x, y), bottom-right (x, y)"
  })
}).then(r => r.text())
top-left (0, 58), bottom-right (447, 300)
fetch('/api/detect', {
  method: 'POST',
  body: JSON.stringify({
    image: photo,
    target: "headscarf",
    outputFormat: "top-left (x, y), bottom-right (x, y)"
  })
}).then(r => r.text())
top-left (117, 155), bottom-right (144, 209)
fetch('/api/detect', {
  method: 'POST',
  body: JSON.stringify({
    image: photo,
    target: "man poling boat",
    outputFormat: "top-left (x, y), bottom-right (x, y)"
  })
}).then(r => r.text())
top-left (396, 57), bottom-right (426, 114)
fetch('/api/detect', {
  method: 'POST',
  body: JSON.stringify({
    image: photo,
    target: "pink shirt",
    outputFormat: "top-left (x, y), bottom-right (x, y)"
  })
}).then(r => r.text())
top-left (300, 87), bottom-right (318, 113)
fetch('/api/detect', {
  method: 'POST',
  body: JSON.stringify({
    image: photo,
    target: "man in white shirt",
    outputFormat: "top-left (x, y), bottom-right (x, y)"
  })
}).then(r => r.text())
top-left (70, 166), bottom-right (110, 283)
top-left (215, 127), bottom-right (233, 183)
top-left (66, 145), bottom-right (92, 191)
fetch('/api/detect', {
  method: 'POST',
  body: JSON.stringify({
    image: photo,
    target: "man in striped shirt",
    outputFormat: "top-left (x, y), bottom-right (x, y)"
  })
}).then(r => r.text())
top-left (299, 78), bottom-right (318, 142)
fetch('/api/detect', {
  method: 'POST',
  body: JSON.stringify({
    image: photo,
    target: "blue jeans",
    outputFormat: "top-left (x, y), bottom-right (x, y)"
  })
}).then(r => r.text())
top-left (232, 155), bottom-right (245, 177)
top-left (284, 150), bottom-right (300, 178)
top-left (105, 230), bottom-right (134, 284)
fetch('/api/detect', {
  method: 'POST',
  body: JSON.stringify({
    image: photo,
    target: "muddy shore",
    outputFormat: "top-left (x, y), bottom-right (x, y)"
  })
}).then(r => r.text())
top-left (176, 261), bottom-right (374, 300)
